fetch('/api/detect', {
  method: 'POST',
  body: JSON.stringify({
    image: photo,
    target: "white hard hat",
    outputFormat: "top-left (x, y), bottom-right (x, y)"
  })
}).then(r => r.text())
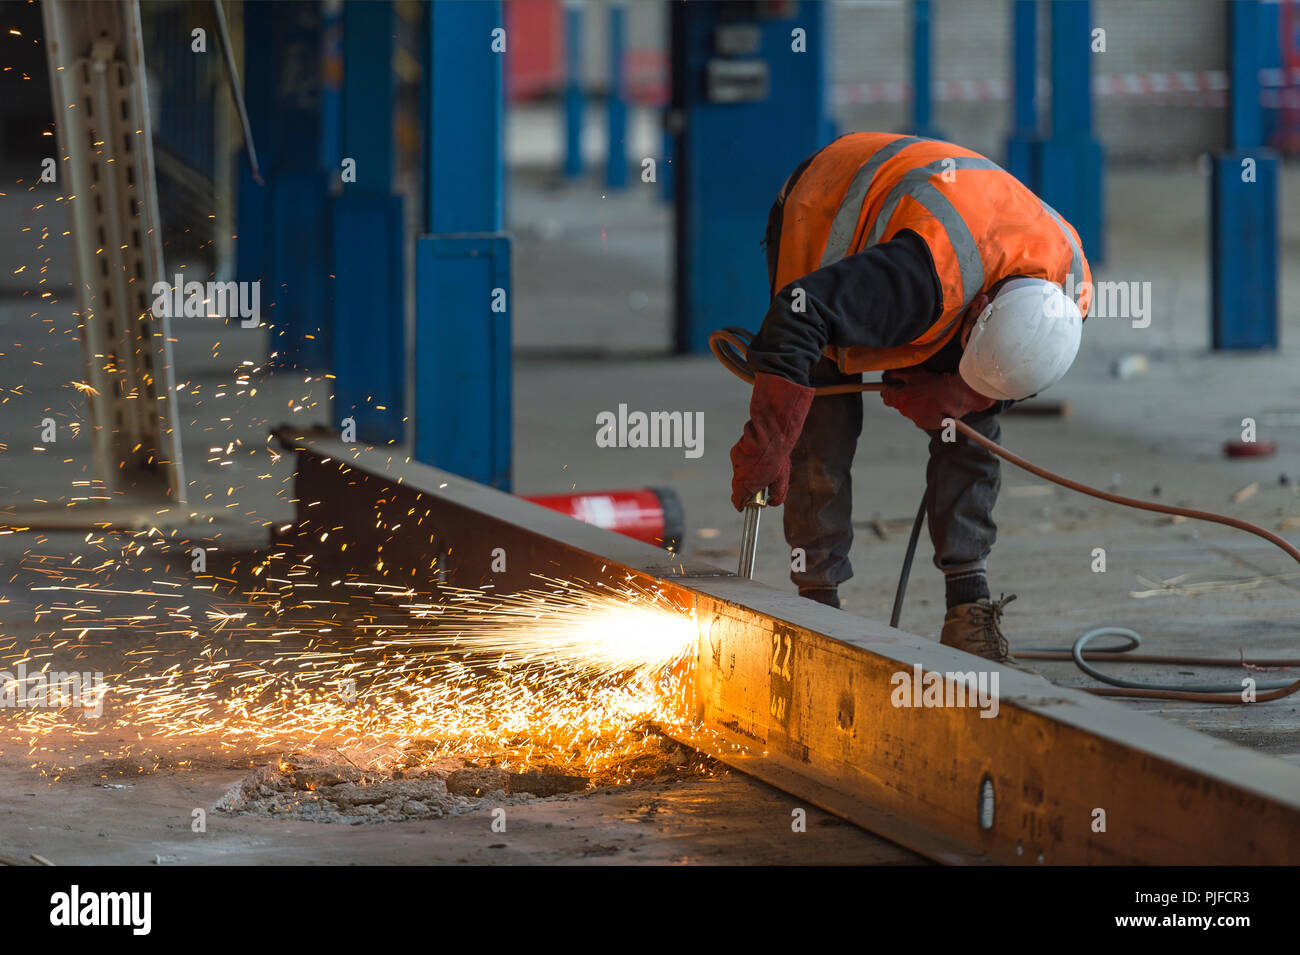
top-left (958, 277), bottom-right (1083, 401)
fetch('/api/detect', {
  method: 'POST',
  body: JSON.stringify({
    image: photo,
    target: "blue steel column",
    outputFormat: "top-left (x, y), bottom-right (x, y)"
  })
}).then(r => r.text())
top-left (259, 2), bottom-right (333, 370)
top-left (673, 1), bottom-right (830, 354)
top-left (1037, 0), bottom-right (1104, 262)
top-left (415, 0), bottom-right (512, 488)
top-left (331, 0), bottom-right (405, 445)
top-left (564, 1), bottom-right (585, 179)
top-left (235, 0), bottom-right (273, 294)
top-left (606, 2), bottom-right (628, 189)
top-left (911, 1), bottom-right (943, 138)
top-left (1005, 0), bottom-right (1039, 188)
top-left (1211, 0), bottom-right (1279, 349)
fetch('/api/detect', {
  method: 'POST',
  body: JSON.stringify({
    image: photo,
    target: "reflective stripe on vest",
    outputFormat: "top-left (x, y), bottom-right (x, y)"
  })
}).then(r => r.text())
top-left (822, 148), bottom-right (1084, 313)
top-left (818, 135), bottom-right (928, 267)
top-left (864, 156), bottom-right (1000, 310)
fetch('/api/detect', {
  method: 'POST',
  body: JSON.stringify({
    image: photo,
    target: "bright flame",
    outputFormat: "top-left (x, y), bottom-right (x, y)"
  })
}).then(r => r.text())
top-left (394, 584), bottom-right (697, 680)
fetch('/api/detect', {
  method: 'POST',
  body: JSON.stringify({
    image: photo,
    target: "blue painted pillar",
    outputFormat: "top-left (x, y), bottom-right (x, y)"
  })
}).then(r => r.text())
top-left (1229, 0), bottom-right (1265, 147)
top-left (1211, 0), bottom-right (1279, 349)
top-left (606, 2), bottom-right (628, 189)
top-left (331, 0), bottom-right (405, 446)
top-left (236, 0), bottom-right (273, 293)
top-left (564, 1), bottom-right (585, 179)
top-left (1005, 0), bottom-right (1039, 188)
top-left (415, 0), bottom-right (512, 488)
top-left (1037, 0), bottom-right (1104, 262)
top-left (255, 1), bottom-right (333, 370)
top-left (672, 1), bottom-right (830, 354)
top-left (911, 1), bottom-right (943, 138)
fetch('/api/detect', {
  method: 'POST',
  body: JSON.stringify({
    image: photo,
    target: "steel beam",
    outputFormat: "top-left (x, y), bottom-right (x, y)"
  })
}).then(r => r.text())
top-left (41, 0), bottom-right (187, 504)
top-left (276, 430), bottom-right (1300, 865)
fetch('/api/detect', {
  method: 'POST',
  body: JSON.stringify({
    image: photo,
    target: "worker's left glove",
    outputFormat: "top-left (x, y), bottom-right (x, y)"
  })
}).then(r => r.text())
top-left (730, 372), bottom-right (816, 511)
top-left (881, 368), bottom-right (995, 431)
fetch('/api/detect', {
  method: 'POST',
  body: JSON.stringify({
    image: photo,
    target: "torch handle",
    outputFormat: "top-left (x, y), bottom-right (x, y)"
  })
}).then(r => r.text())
top-left (737, 488), bottom-right (768, 579)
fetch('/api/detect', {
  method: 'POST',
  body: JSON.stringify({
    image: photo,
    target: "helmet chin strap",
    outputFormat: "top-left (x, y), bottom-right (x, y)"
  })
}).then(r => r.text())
top-left (958, 300), bottom-right (988, 348)
top-left (960, 285), bottom-right (1007, 350)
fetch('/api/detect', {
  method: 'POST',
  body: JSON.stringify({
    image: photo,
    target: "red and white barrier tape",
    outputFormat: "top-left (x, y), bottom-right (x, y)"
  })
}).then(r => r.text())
top-left (833, 67), bottom-right (1300, 106)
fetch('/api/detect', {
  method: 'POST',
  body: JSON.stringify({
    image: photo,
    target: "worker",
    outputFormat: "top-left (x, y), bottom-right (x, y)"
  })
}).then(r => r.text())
top-left (730, 132), bottom-right (1092, 662)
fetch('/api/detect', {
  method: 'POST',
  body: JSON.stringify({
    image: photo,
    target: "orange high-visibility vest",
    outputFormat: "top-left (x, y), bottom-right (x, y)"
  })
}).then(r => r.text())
top-left (772, 132), bottom-right (1093, 373)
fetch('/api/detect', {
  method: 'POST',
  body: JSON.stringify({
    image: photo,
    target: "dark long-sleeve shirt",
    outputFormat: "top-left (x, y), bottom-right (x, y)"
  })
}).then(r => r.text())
top-left (747, 229), bottom-right (946, 386)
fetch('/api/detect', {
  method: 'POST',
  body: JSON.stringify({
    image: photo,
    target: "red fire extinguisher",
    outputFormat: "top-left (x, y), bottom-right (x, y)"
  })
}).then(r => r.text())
top-left (523, 487), bottom-right (685, 551)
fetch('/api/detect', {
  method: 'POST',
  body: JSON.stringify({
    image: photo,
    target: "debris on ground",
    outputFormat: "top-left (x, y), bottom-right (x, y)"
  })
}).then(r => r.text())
top-left (216, 737), bottom-right (716, 824)
top-left (1110, 354), bottom-right (1149, 380)
top-left (1232, 481), bottom-right (1260, 504)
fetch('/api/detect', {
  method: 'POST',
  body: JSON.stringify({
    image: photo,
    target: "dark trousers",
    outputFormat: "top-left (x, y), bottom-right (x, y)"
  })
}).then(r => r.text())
top-left (785, 359), bottom-right (1002, 591)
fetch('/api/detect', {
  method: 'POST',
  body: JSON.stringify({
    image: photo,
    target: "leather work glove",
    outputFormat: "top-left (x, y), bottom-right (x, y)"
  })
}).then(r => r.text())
top-left (881, 368), bottom-right (995, 431)
top-left (730, 372), bottom-right (816, 511)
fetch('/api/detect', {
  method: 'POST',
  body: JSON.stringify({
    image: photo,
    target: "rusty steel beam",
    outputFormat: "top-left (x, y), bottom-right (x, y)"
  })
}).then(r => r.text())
top-left (276, 429), bottom-right (1300, 865)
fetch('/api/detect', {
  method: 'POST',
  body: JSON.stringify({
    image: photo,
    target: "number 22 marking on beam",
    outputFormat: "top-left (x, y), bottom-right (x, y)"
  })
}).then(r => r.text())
top-left (770, 628), bottom-right (794, 725)
top-left (771, 632), bottom-right (792, 679)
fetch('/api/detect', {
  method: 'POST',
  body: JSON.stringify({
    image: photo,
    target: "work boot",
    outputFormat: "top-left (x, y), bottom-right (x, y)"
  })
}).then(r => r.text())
top-left (799, 587), bottom-right (840, 609)
top-left (940, 594), bottom-right (1016, 662)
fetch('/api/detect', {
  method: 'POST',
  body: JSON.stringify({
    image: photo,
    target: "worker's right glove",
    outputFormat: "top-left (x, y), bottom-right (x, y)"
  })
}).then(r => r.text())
top-left (730, 372), bottom-right (816, 511)
top-left (881, 368), bottom-right (995, 431)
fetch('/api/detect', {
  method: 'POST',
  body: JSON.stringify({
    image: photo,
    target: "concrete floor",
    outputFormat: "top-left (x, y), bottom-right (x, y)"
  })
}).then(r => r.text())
top-left (0, 737), bottom-right (918, 866)
top-left (1, 160), bottom-right (1299, 864)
